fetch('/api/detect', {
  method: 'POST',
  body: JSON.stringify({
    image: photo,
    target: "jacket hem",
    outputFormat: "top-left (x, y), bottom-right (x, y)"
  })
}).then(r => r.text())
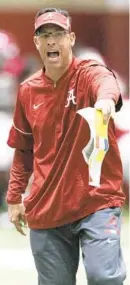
top-left (27, 200), bottom-right (125, 229)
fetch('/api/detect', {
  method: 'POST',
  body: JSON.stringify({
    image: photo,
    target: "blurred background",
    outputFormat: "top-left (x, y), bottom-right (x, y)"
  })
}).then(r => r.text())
top-left (0, 0), bottom-right (129, 284)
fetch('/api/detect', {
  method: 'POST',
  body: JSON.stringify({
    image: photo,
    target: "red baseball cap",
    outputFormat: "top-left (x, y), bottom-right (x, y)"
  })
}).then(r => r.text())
top-left (35, 12), bottom-right (71, 32)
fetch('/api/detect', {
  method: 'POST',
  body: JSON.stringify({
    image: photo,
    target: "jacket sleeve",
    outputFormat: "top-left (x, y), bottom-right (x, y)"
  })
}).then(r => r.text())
top-left (6, 84), bottom-right (34, 204)
top-left (88, 63), bottom-right (123, 111)
top-left (6, 149), bottom-right (33, 204)
top-left (7, 84), bottom-right (33, 150)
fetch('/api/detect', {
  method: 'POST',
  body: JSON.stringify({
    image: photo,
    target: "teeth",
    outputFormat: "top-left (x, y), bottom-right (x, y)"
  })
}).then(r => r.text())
top-left (47, 52), bottom-right (59, 58)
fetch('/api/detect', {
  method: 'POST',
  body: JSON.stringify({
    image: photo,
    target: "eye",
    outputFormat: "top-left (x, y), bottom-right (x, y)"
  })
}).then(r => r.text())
top-left (42, 33), bottom-right (49, 38)
top-left (55, 31), bottom-right (67, 37)
top-left (55, 31), bottom-right (64, 37)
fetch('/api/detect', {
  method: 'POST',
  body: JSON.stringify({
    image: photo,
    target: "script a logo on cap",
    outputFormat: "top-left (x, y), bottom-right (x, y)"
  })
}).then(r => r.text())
top-left (44, 13), bottom-right (53, 20)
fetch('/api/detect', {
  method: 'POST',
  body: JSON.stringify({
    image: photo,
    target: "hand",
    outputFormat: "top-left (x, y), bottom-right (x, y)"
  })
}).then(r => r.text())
top-left (8, 203), bottom-right (27, 236)
top-left (94, 99), bottom-right (115, 124)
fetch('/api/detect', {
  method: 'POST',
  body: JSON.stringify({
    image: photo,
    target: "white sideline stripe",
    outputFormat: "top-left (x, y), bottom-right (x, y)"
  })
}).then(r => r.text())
top-left (13, 123), bottom-right (32, 135)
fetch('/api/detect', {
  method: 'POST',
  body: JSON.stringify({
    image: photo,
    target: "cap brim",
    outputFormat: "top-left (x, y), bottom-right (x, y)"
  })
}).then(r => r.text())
top-left (36, 21), bottom-right (67, 32)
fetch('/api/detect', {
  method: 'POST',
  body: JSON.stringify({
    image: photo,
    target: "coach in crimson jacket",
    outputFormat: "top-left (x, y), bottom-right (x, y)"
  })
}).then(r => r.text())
top-left (6, 10), bottom-right (125, 231)
top-left (6, 7), bottom-right (127, 285)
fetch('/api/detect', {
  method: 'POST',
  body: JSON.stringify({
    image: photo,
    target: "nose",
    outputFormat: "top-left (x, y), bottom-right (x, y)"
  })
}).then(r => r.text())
top-left (47, 35), bottom-right (56, 47)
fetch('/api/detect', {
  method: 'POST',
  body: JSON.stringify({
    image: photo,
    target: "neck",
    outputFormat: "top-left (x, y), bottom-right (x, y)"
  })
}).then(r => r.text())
top-left (45, 54), bottom-right (73, 83)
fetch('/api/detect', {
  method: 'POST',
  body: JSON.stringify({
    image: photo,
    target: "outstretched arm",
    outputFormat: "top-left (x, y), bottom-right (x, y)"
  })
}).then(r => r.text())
top-left (88, 63), bottom-right (122, 123)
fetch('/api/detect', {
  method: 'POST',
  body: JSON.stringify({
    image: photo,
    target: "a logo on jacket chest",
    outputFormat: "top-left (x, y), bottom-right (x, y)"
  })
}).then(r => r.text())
top-left (65, 89), bottom-right (77, 108)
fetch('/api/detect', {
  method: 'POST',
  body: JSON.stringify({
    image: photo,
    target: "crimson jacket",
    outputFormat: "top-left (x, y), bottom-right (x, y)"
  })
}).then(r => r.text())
top-left (6, 57), bottom-right (125, 229)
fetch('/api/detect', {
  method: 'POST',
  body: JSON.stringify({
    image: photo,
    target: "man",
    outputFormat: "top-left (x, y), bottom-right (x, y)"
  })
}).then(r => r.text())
top-left (6, 7), bottom-right (126, 285)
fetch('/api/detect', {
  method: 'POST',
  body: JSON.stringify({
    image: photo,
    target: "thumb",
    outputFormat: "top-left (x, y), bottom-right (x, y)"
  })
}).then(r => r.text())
top-left (111, 103), bottom-right (115, 119)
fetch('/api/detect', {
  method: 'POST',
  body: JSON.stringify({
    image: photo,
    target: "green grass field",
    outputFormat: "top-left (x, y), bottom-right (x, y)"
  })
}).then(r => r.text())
top-left (0, 211), bottom-right (129, 285)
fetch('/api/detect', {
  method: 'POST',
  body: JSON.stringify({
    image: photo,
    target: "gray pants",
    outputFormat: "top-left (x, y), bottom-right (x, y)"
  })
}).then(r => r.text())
top-left (30, 207), bottom-right (126, 285)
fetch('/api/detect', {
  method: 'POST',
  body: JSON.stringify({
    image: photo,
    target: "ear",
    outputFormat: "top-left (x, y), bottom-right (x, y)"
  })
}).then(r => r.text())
top-left (70, 32), bottom-right (76, 48)
top-left (33, 36), bottom-right (40, 50)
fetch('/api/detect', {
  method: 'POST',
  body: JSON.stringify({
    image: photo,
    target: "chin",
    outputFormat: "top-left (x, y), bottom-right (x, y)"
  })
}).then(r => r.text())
top-left (46, 60), bottom-right (62, 67)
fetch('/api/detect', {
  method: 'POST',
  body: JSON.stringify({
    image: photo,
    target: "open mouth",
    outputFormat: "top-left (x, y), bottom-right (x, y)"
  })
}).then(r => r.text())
top-left (47, 51), bottom-right (60, 58)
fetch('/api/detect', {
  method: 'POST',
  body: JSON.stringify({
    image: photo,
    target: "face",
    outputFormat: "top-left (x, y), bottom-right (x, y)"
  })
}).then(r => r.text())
top-left (34, 24), bottom-right (76, 71)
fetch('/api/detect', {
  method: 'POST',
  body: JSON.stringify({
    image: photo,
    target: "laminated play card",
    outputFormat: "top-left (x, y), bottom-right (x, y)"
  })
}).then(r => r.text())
top-left (77, 107), bottom-right (110, 187)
